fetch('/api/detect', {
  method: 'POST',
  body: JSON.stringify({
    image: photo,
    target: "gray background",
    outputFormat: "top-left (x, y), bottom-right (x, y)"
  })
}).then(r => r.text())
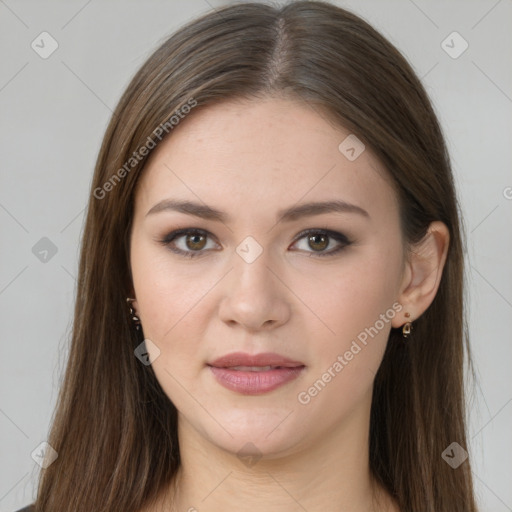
top-left (1, 1), bottom-right (511, 510)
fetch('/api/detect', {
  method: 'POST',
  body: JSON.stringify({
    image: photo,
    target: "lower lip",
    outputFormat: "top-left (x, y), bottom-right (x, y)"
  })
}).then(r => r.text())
top-left (208, 366), bottom-right (305, 395)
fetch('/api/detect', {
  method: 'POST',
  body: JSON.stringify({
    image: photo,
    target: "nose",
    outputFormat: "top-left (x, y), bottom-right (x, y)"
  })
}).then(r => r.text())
top-left (218, 249), bottom-right (292, 332)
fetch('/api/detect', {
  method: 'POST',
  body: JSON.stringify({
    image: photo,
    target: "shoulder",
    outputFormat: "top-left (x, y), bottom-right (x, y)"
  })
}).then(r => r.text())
top-left (15, 506), bottom-right (35, 512)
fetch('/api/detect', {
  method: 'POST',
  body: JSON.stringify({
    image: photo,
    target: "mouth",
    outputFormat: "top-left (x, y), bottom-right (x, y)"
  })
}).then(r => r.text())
top-left (224, 365), bottom-right (294, 371)
top-left (207, 352), bottom-right (306, 395)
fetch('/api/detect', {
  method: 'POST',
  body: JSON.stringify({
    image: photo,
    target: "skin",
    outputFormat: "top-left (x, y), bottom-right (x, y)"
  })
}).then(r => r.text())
top-left (129, 97), bottom-right (449, 512)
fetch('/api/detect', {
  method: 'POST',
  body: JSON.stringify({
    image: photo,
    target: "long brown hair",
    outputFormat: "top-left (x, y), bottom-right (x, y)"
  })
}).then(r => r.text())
top-left (35, 2), bottom-right (478, 510)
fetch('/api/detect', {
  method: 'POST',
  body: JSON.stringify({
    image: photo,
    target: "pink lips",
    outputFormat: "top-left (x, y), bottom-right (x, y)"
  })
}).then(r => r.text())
top-left (207, 352), bottom-right (305, 395)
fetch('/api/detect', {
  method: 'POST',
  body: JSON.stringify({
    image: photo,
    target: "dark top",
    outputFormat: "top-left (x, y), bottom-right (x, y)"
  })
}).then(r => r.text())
top-left (16, 506), bottom-right (35, 512)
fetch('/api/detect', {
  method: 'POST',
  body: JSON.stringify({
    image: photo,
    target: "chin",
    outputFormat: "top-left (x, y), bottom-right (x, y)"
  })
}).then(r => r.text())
top-left (191, 402), bottom-right (309, 460)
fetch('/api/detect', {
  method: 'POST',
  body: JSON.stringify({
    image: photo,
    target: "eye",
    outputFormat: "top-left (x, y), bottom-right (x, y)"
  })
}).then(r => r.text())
top-left (290, 229), bottom-right (352, 257)
top-left (159, 227), bottom-right (352, 259)
top-left (159, 228), bottom-right (219, 258)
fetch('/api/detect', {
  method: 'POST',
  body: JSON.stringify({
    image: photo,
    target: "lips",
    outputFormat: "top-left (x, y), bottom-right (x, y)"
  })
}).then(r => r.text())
top-left (207, 352), bottom-right (305, 395)
top-left (208, 352), bottom-right (305, 369)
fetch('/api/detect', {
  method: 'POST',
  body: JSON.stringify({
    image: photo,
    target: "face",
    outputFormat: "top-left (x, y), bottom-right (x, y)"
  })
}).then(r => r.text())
top-left (129, 97), bottom-right (406, 458)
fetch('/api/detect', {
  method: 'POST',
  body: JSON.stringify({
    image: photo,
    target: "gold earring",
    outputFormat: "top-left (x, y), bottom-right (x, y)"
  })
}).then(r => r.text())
top-left (126, 297), bottom-right (141, 330)
top-left (402, 312), bottom-right (412, 338)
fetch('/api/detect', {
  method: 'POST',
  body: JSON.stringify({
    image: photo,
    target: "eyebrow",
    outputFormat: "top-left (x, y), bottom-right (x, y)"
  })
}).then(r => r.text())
top-left (146, 198), bottom-right (369, 223)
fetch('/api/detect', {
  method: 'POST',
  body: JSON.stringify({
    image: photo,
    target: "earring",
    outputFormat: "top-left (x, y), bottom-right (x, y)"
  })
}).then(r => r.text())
top-left (402, 312), bottom-right (412, 338)
top-left (126, 297), bottom-right (141, 330)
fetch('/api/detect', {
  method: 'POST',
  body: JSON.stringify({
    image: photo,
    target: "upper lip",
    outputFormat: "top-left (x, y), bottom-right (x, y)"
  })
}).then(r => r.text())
top-left (208, 352), bottom-right (305, 368)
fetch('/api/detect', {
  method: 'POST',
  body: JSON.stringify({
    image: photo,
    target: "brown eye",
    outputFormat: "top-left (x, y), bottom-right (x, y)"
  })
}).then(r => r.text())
top-left (160, 228), bottom-right (219, 258)
top-left (290, 229), bottom-right (352, 257)
top-left (186, 233), bottom-right (207, 250)
top-left (308, 233), bottom-right (329, 251)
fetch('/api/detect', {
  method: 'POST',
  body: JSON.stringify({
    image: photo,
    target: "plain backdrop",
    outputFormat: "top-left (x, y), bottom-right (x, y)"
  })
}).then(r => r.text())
top-left (1, 1), bottom-right (511, 511)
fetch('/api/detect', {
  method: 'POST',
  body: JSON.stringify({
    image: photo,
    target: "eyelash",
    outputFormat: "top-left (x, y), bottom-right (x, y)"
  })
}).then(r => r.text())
top-left (158, 228), bottom-right (353, 259)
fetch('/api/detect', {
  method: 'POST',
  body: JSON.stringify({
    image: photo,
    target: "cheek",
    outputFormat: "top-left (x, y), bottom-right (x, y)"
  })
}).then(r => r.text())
top-left (130, 241), bottom-right (218, 362)
top-left (295, 244), bottom-right (402, 398)
top-left (131, 255), bottom-right (217, 407)
top-left (301, 244), bottom-right (401, 342)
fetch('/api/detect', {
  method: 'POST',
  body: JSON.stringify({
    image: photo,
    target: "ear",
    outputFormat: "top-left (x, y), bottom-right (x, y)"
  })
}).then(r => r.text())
top-left (127, 287), bottom-right (139, 312)
top-left (391, 221), bottom-right (450, 328)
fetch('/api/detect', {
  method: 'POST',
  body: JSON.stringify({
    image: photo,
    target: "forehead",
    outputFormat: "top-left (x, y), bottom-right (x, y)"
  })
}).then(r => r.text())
top-left (135, 98), bottom-right (398, 223)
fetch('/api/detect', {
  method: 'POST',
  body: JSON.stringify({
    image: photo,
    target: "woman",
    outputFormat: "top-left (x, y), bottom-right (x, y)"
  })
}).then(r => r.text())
top-left (21, 1), bottom-right (478, 511)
